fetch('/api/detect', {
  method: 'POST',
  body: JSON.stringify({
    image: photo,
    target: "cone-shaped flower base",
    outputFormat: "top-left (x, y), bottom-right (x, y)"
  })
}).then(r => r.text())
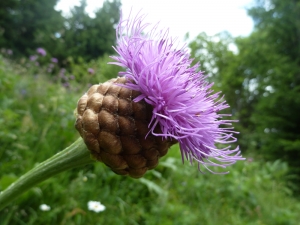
top-left (75, 77), bottom-right (177, 178)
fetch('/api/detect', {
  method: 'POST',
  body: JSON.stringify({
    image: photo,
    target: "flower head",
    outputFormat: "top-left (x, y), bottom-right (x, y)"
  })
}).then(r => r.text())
top-left (110, 12), bottom-right (244, 172)
top-left (29, 55), bottom-right (38, 61)
top-left (51, 57), bottom-right (58, 63)
top-left (36, 47), bottom-right (46, 56)
top-left (88, 68), bottom-right (95, 74)
top-left (39, 204), bottom-right (51, 211)
top-left (87, 201), bottom-right (106, 213)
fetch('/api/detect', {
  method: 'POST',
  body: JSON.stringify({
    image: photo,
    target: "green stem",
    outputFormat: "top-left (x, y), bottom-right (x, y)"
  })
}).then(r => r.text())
top-left (0, 138), bottom-right (94, 210)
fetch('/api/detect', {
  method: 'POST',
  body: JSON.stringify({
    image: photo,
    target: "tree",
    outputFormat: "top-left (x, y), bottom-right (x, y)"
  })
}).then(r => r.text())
top-left (55, 0), bottom-right (121, 62)
top-left (246, 0), bottom-right (300, 182)
top-left (0, 0), bottom-right (64, 56)
top-left (0, 0), bottom-right (121, 63)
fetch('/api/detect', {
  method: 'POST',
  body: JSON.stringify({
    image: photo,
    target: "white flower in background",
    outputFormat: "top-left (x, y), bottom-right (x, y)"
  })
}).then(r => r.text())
top-left (87, 200), bottom-right (106, 213)
top-left (39, 204), bottom-right (51, 211)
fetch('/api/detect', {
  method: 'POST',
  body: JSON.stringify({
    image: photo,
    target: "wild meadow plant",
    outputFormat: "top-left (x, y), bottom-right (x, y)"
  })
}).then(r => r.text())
top-left (0, 11), bottom-right (244, 211)
top-left (5, 11), bottom-right (300, 224)
top-left (1, 12), bottom-right (300, 225)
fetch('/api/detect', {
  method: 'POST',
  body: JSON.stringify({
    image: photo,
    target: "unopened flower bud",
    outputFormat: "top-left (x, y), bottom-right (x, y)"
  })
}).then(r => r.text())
top-left (75, 77), bottom-right (177, 178)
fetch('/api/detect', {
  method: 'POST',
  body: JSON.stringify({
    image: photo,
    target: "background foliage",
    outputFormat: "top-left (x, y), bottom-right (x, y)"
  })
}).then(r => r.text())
top-left (0, 0), bottom-right (120, 62)
top-left (189, 0), bottom-right (300, 187)
top-left (0, 0), bottom-right (299, 224)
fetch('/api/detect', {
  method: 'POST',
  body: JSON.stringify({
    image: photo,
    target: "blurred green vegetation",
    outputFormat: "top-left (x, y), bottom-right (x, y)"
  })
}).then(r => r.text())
top-left (0, 47), bottom-right (300, 224)
top-left (0, 0), bottom-right (121, 62)
top-left (189, 0), bottom-right (300, 187)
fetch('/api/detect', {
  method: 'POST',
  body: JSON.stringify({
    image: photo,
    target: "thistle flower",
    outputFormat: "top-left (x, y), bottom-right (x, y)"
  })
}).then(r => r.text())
top-left (29, 55), bottom-right (38, 61)
top-left (0, 11), bottom-right (245, 212)
top-left (36, 47), bottom-right (46, 56)
top-left (51, 57), bottom-right (58, 63)
top-left (88, 68), bottom-right (95, 74)
top-left (109, 13), bottom-right (244, 172)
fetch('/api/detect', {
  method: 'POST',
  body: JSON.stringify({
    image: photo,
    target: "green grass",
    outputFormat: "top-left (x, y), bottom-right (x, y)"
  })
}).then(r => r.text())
top-left (0, 55), bottom-right (299, 225)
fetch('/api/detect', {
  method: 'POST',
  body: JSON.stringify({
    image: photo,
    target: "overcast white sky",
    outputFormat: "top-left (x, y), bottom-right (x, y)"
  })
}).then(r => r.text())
top-left (56, 0), bottom-right (254, 40)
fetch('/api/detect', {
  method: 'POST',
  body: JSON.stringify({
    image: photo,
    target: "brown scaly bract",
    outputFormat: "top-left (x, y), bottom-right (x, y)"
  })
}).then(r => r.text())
top-left (75, 77), bottom-right (177, 178)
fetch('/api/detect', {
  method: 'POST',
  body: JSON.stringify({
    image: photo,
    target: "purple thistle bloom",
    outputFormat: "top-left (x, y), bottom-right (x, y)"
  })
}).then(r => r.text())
top-left (111, 13), bottom-right (244, 172)
top-left (29, 55), bottom-right (38, 61)
top-left (88, 68), bottom-right (95, 74)
top-left (51, 58), bottom-right (58, 63)
top-left (36, 48), bottom-right (46, 56)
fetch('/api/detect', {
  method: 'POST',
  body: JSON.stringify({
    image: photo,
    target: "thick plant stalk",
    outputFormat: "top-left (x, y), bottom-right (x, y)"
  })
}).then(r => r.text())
top-left (0, 138), bottom-right (93, 211)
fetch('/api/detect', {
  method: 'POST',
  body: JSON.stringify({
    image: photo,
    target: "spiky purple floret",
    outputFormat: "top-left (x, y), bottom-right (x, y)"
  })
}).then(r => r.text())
top-left (110, 13), bottom-right (244, 172)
